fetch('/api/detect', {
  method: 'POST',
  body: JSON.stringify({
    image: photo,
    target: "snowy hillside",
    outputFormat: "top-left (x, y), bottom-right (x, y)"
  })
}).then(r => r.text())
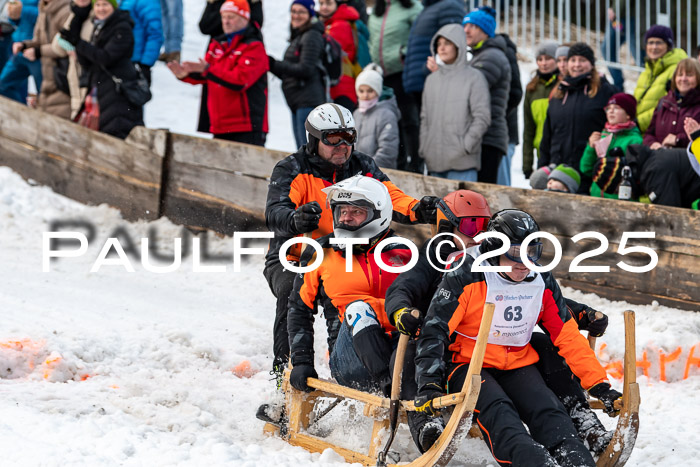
top-left (0, 0), bottom-right (699, 466)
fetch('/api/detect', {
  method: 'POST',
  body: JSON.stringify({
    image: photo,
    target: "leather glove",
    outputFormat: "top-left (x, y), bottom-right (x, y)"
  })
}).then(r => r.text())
top-left (579, 307), bottom-right (608, 337)
top-left (292, 201), bottom-right (322, 234)
top-left (289, 364), bottom-right (318, 392)
top-left (59, 27), bottom-right (79, 46)
top-left (414, 383), bottom-right (445, 417)
top-left (413, 196), bottom-right (440, 224)
top-left (392, 307), bottom-right (421, 337)
top-left (588, 382), bottom-right (622, 416)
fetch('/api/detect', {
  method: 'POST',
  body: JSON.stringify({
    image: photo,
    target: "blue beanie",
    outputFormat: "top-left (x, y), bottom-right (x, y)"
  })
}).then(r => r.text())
top-left (291, 0), bottom-right (316, 17)
top-left (462, 9), bottom-right (496, 38)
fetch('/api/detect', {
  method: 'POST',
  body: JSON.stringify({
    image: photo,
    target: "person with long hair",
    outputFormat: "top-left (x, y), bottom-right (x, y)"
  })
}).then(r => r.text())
top-left (538, 42), bottom-right (616, 194)
top-left (522, 41), bottom-right (559, 179)
top-left (644, 58), bottom-right (700, 150)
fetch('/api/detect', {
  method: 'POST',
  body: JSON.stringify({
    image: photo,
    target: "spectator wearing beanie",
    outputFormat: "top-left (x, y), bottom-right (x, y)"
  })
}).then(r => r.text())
top-left (555, 45), bottom-right (569, 78)
top-left (634, 25), bottom-right (687, 133)
top-left (539, 42), bottom-right (617, 194)
top-left (168, 0), bottom-right (269, 146)
top-left (462, 8), bottom-right (511, 184)
top-left (268, 0), bottom-right (325, 148)
top-left (529, 164), bottom-right (555, 190)
top-left (547, 164), bottom-right (580, 193)
top-left (523, 40), bottom-right (560, 179)
top-left (353, 64), bottom-right (401, 169)
top-left (420, 24), bottom-right (490, 181)
top-left (644, 58), bottom-right (700, 150)
top-left (580, 92), bottom-right (642, 199)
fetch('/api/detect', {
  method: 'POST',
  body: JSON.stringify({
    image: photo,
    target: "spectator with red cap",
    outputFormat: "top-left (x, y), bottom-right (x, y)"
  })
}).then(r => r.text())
top-left (167, 0), bottom-right (268, 145)
top-left (580, 92), bottom-right (642, 199)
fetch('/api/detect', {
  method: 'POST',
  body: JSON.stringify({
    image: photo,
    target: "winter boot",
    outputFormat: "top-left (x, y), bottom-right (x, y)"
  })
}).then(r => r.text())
top-left (550, 437), bottom-right (597, 467)
top-left (418, 417), bottom-right (445, 452)
top-left (569, 402), bottom-right (614, 455)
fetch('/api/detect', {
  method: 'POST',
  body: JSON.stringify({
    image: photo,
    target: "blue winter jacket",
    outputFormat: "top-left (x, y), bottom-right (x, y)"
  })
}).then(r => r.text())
top-left (10, 0), bottom-right (39, 42)
top-left (119, 0), bottom-right (163, 66)
top-left (401, 0), bottom-right (463, 94)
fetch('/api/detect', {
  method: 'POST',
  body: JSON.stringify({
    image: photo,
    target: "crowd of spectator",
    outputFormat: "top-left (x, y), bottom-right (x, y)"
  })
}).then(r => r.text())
top-left (1, 0), bottom-right (699, 208)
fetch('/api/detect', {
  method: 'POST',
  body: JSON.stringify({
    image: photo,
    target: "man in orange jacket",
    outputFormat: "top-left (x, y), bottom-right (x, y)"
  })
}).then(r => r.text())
top-left (413, 209), bottom-right (622, 467)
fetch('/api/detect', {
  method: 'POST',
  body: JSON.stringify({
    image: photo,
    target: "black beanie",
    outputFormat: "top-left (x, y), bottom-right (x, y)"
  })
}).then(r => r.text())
top-left (567, 42), bottom-right (596, 66)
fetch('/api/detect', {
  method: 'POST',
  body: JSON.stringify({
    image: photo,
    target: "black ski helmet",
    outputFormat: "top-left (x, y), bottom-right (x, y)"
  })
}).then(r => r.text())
top-left (480, 209), bottom-right (540, 254)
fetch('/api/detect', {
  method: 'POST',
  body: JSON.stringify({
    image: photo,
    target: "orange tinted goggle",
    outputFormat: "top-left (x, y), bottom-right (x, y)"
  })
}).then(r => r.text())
top-left (321, 130), bottom-right (357, 147)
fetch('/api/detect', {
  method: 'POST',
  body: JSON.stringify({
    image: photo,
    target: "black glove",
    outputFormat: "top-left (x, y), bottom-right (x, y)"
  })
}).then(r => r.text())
top-left (267, 55), bottom-right (277, 71)
top-left (392, 307), bottom-right (421, 337)
top-left (289, 364), bottom-right (318, 392)
top-left (579, 307), bottom-right (609, 337)
top-left (413, 196), bottom-right (440, 224)
top-left (136, 63), bottom-right (151, 85)
top-left (292, 201), bottom-right (322, 234)
top-left (523, 170), bottom-right (532, 179)
top-left (59, 27), bottom-right (79, 46)
top-left (414, 383), bottom-right (445, 417)
top-left (588, 382), bottom-right (622, 416)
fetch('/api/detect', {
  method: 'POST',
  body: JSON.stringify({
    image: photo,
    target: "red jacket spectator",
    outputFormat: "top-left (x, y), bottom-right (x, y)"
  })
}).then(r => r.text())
top-left (184, 25), bottom-right (269, 139)
top-left (322, 2), bottom-right (360, 108)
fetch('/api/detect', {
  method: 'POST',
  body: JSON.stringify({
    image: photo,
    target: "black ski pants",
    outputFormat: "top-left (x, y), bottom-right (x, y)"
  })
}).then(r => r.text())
top-left (263, 261), bottom-right (297, 370)
top-left (641, 148), bottom-right (700, 208)
top-left (449, 363), bottom-right (595, 467)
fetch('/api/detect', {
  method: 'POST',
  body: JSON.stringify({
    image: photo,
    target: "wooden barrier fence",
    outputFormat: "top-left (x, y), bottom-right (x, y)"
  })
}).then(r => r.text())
top-left (0, 97), bottom-right (698, 311)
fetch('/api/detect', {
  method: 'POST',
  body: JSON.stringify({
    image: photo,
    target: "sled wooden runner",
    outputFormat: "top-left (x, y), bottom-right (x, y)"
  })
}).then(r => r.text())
top-left (263, 303), bottom-right (495, 466)
top-left (594, 310), bottom-right (640, 467)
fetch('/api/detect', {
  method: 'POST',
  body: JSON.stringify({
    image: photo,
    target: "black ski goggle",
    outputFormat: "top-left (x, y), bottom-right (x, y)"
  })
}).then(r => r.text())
top-left (321, 129), bottom-right (357, 147)
top-left (504, 243), bottom-right (543, 264)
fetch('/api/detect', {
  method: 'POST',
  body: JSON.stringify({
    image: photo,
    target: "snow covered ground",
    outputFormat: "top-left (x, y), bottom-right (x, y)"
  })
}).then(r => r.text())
top-left (1, 0), bottom-right (699, 465)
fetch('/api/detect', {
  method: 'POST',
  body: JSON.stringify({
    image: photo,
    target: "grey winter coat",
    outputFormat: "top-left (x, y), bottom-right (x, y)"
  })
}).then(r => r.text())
top-left (469, 34), bottom-right (511, 154)
top-left (353, 94), bottom-right (401, 169)
top-left (419, 24), bottom-right (490, 173)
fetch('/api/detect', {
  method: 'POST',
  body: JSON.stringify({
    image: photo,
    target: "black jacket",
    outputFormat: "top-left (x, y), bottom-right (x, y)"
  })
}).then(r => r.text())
top-left (76, 10), bottom-right (143, 139)
top-left (538, 73), bottom-right (617, 193)
top-left (500, 33), bottom-right (522, 145)
top-left (269, 20), bottom-right (326, 111)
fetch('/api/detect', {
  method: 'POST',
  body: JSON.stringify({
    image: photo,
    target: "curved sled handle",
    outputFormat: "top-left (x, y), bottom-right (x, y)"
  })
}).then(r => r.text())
top-left (587, 311), bottom-right (604, 350)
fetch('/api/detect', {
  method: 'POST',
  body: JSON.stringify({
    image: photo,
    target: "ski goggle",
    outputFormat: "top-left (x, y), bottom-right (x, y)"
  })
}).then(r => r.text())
top-left (457, 216), bottom-right (490, 238)
top-left (504, 242), bottom-right (543, 264)
top-left (321, 129), bottom-right (357, 147)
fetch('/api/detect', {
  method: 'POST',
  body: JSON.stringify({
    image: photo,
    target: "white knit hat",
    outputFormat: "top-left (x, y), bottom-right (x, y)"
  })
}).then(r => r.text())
top-left (355, 63), bottom-right (383, 96)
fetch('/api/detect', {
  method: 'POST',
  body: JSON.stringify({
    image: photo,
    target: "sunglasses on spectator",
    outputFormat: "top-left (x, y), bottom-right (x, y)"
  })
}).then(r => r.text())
top-left (321, 129), bottom-right (357, 147)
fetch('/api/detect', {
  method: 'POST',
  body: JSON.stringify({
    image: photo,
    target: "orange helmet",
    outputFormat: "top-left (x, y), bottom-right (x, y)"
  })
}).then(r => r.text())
top-left (436, 190), bottom-right (491, 236)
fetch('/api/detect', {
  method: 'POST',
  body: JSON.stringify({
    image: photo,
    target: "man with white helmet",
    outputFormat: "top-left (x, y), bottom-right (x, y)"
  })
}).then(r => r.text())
top-left (263, 103), bottom-right (439, 389)
top-left (285, 175), bottom-right (434, 452)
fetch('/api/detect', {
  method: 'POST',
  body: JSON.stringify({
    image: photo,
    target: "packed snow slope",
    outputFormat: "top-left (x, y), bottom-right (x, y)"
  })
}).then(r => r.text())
top-left (1, 0), bottom-right (699, 465)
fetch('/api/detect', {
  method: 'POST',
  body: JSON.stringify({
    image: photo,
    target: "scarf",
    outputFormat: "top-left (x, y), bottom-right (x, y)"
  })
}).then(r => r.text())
top-left (358, 97), bottom-right (379, 113)
top-left (594, 121), bottom-right (636, 158)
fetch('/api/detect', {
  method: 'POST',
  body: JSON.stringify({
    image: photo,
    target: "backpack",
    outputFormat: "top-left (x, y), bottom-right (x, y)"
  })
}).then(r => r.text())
top-left (319, 33), bottom-right (344, 87)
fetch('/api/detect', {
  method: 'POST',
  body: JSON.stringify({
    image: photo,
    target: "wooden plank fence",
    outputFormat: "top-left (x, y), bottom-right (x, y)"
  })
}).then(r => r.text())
top-left (0, 97), bottom-right (698, 310)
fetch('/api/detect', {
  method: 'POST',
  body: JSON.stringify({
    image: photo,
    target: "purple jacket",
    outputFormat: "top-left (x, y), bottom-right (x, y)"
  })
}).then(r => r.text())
top-left (643, 88), bottom-right (700, 148)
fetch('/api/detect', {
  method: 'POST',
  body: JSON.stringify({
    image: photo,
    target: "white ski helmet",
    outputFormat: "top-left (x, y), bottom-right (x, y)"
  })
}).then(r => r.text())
top-left (322, 175), bottom-right (392, 240)
top-left (305, 103), bottom-right (357, 146)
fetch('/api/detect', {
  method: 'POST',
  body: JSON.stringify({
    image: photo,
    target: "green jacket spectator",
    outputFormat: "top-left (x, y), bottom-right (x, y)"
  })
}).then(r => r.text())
top-left (368, 0), bottom-right (422, 77)
top-left (523, 71), bottom-right (559, 177)
top-left (634, 29), bottom-right (687, 133)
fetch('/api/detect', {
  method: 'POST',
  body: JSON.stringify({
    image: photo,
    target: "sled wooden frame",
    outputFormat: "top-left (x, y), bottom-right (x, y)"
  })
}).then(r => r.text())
top-left (263, 308), bottom-right (640, 466)
top-left (263, 303), bottom-right (496, 466)
top-left (591, 310), bottom-right (640, 467)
